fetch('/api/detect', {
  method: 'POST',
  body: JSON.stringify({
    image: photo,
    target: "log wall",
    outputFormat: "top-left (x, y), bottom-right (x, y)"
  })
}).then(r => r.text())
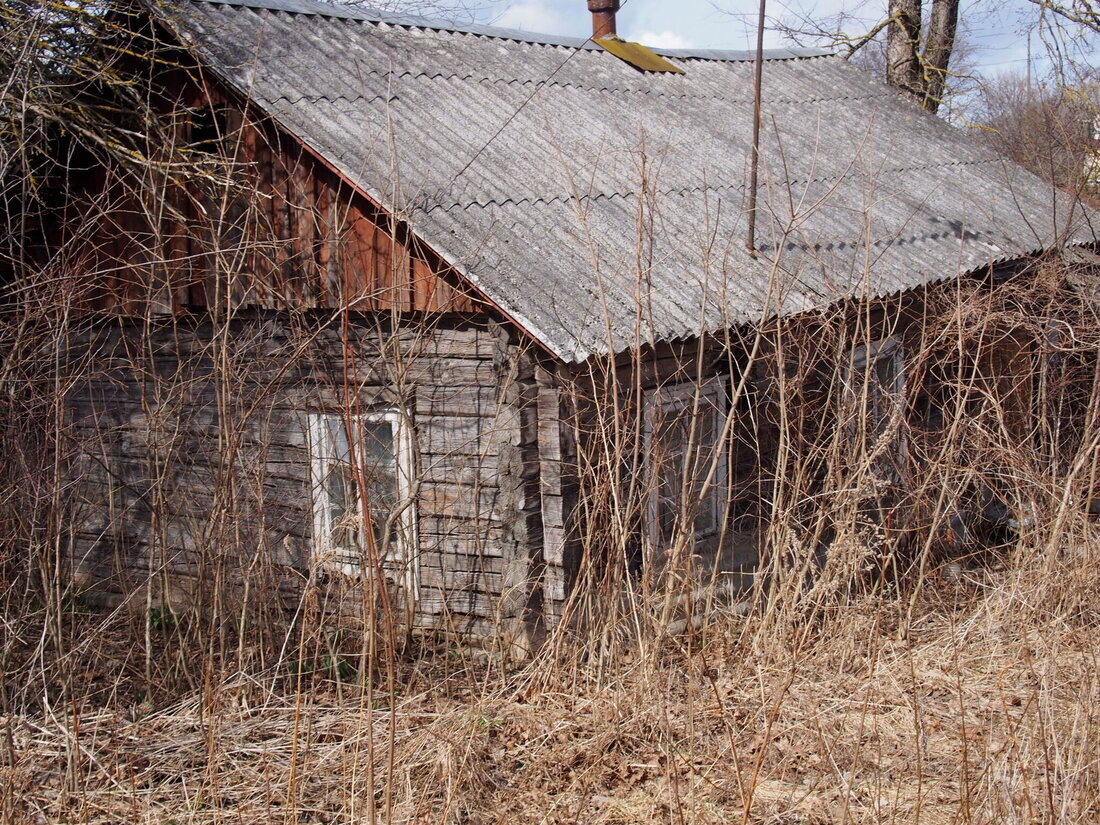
top-left (63, 312), bottom-right (542, 640)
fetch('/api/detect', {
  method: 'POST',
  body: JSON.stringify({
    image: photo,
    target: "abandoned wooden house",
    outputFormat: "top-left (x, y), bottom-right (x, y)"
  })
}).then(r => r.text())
top-left (52, 0), bottom-right (1097, 641)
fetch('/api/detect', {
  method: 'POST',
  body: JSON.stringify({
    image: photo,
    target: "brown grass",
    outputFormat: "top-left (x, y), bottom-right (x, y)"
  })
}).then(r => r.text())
top-left (2, 7), bottom-right (1099, 820)
top-left (4, 522), bottom-right (1099, 825)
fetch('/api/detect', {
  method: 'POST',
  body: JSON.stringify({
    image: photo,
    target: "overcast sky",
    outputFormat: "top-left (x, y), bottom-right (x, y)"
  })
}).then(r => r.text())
top-left (474, 0), bottom-right (1095, 82)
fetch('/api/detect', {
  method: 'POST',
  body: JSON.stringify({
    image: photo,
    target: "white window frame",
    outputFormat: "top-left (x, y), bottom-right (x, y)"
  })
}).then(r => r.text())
top-left (643, 377), bottom-right (728, 549)
top-left (306, 408), bottom-right (417, 595)
top-left (846, 336), bottom-right (906, 482)
top-left (850, 337), bottom-right (904, 395)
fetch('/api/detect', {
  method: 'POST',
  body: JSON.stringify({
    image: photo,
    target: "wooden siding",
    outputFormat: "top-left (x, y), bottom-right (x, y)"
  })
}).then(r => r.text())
top-left (535, 366), bottom-right (569, 626)
top-left (63, 314), bottom-right (540, 638)
top-left (62, 81), bottom-right (482, 318)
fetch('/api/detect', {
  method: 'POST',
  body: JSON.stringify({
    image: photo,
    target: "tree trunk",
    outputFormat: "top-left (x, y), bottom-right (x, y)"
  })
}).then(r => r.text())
top-left (885, 0), bottom-right (960, 115)
top-left (922, 0), bottom-right (960, 112)
top-left (886, 0), bottom-right (923, 106)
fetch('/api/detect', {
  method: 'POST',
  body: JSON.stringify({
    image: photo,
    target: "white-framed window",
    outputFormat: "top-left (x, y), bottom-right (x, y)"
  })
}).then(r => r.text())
top-left (643, 377), bottom-right (728, 549)
top-left (306, 409), bottom-right (417, 590)
top-left (846, 336), bottom-right (906, 482)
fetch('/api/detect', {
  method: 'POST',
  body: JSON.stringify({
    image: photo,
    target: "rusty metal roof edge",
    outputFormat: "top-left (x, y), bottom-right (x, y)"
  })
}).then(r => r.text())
top-left (180, 0), bottom-right (834, 61)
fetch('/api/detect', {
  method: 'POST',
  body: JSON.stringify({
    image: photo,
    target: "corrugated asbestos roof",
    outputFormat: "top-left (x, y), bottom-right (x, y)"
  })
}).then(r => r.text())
top-left (151, 0), bottom-right (1098, 361)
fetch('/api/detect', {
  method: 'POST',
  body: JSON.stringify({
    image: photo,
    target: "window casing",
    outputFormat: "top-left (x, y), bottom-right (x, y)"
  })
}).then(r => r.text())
top-left (846, 337), bottom-right (906, 483)
top-left (643, 378), bottom-right (728, 549)
top-left (307, 409), bottom-right (417, 591)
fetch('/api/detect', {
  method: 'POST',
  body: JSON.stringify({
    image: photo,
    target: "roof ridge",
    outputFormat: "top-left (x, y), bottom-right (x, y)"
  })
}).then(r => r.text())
top-left (179, 0), bottom-right (834, 62)
top-left (277, 67), bottom-right (893, 106)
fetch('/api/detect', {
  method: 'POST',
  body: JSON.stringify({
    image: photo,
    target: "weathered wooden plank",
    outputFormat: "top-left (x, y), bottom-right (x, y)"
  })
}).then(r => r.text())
top-left (536, 373), bottom-right (568, 619)
top-left (411, 612), bottom-right (497, 636)
top-left (420, 566), bottom-right (503, 592)
top-left (420, 416), bottom-right (485, 456)
top-left (419, 551), bottom-right (511, 578)
top-left (419, 533), bottom-right (508, 555)
top-left (541, 569), bottom-right (567, 602)
top-left (74, 320), bottom-right (501, 373)
top-left (293, 161), bottom-right (319, 309)
top-left (418, 328), bottom-right (501, 359)
top-left (419, 453), bottom-right (501, 485)
top-left (539, 492), bottom-right (564, 532)
top-left (419, 482), bottom-right (528, 522)
top-left (418, 525), bottom-right (509, 554)
top-left (415, 384), bottom-right (501, 416)
top-left (406, 360), bottom-right (500, 389)
top-left (418, 587), bottom-right (500, 619)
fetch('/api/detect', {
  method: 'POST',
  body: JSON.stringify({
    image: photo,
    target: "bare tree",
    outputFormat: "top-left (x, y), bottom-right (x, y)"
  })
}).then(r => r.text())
top-left (973, 69), bottom-right (1100, 202)
top-left (764, 1), bottom-right (964, 115)
top-left (884, 0), bottom-right (959, 113)
top-left (1029, 0), bottom-right (1100, 33)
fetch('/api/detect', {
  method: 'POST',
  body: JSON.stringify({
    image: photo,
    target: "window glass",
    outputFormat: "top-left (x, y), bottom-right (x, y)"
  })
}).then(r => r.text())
top-left (647, 380), bottom-right (726, 547)
top-left (360, 419), bottom-right (398, 544)
top-left (849, 338), bottom-right (905, 482)
top-left (308, 411), bottom-right (413, 578)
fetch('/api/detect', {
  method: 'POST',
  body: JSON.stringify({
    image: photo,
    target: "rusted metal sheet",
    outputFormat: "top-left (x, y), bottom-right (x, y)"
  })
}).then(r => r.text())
top-left (594, 38), bottom-right (685, 74)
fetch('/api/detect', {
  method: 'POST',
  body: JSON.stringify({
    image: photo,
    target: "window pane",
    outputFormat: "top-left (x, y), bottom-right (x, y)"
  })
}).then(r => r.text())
top-left (313, 414), bottom-right (406, 559)
top-left (360, 420), bottom-right (395, 471)
top-left (325, 463), bottom-right (356, 550)
top-left (692, 408), bottom-right (719, 534)
top-left (358, 420), bottom-right (398, 544)
top-left (651, 390), bottom-right (723, 543)
top-left (657, 449), bottom-right (683, 541)
top-left (874, 351), bottom-right (897, 391)
top-left (324, 463), bottom-right (349, 523)
top-left (846, 342), bottom-right (905, 484)
top-left (327, 417), bottom-right (351, 463)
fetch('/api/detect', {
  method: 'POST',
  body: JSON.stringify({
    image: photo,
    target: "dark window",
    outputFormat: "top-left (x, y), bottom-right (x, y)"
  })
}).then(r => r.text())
top-left (645, 378), bottom-right (727, 548)
top-left (846, 337), bottom-right (906, 483)
top-left (190, 105), bottom-right (231, 154)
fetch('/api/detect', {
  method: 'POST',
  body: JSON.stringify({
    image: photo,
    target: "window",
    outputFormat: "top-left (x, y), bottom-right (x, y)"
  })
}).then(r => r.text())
top-left (644, 378), bottom-right (728, 548)
top-left (190, 104), bottom-right (232, 154)
top-left (307, 410), bottom-right (416, 587)
top-left (846, 337), bottom-right (906, 483)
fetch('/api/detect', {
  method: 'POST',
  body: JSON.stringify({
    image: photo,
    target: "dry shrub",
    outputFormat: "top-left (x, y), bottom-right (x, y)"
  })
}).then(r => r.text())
top-left (4, 530), bottom-right (1100, 825)
top-left (4, 246), bottom-right (1100, 825)
top-left (3, 3), bottom-right (1100, 821)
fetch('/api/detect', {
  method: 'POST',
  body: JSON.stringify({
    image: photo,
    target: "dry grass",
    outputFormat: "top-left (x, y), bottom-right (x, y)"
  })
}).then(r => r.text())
top-left (2, 6), bottom-right (1099, 821)
top-left (1, 199), bottom-right (1095, 825)
top-left (2, 242), bottom-right (1098, 825)
top-left (4, 524), bottom-right (1099, 825)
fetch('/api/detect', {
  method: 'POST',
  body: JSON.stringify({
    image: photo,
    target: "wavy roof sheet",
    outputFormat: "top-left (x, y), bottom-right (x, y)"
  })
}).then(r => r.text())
top-left (151, 0), bottom-right (1098, 361)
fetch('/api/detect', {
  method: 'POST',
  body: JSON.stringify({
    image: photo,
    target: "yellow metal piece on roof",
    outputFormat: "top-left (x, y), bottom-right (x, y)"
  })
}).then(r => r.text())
top-left (594, 38), bottom-right (685, 74)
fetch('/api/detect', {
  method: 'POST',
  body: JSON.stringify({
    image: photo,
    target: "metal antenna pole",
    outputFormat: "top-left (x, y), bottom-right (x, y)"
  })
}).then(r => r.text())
top-left (746, 0), bottom-right (766, 253)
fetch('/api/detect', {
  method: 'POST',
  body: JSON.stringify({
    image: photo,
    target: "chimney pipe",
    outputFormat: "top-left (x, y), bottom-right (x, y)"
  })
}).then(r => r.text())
top-left (587, 0), bottom-right (619, 39)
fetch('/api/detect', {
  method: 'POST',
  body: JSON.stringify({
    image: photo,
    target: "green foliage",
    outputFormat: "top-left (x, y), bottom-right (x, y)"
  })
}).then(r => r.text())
top-left (147, 606), bottom-right (174, 632)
